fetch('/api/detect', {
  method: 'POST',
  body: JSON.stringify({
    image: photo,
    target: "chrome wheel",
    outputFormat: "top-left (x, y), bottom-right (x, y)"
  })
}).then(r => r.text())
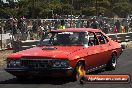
top-left (111, 55), bottom-right (117, 68)
top-left (106, 53), bottom-right (117, 70)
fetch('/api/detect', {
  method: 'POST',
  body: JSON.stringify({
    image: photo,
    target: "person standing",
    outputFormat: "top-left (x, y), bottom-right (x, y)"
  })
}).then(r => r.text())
top-left (114, 20), bottom-right (120, 33)
top-left (18, 17), bottom-right (27, 40)
top-left (12, 18), bottom-right (18, 41)
top-left (58, 20), bottom-right (65, 29)
top-left (90, 18), bottom-right (99, 29)
top-left (37, 23), bottom-right (44, 39)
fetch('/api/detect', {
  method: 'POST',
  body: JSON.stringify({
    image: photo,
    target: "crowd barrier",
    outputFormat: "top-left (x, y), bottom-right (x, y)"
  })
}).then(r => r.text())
top-left (107, 32), bottom-right (132, 42)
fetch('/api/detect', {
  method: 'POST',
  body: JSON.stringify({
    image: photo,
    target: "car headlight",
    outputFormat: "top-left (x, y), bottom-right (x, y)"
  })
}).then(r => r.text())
top-left (52, 60), bottom-right (70, 68)
top-left (7, 59), bottom-right (21, 67)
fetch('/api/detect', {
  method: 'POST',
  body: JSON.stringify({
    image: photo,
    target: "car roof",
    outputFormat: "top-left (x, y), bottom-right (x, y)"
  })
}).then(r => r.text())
top-left (51, 28), bottom-right (102, 33)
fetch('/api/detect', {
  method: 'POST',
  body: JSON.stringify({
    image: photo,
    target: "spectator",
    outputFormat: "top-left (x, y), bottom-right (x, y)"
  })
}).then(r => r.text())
top-left (102, 21), bottom-right (109, 34)
top-left (114, 20), bottom-right (120, 33)
top-left (37, 23), bottom-right (44, 39)
top-left (54, 21), bottom-right (59, 30)
top-left (32, 19), bottom-right (39, 33)
top-left (12, 19), bottom-right (18, 41)
top-left (86, 20), bottom-right (90, 28)
top-left (58, 20), bottom-right (65, 29)
top-left (114, 26), bottom-right (118, 33)
top-left (4, 17), bottom-right (13, 33)
top-left (122, 19), bottom-right (129, 32)
top-left (121, 25), bottom-right (125, 33)
top-left (90, 18), bottom-right (99, 29)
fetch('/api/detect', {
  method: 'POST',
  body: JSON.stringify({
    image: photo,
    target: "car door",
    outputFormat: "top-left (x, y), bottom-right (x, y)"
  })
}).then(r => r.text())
top-left (84, 32), bottom-right (104, 71)
top-left (95, 32), bottom-right (110, 66)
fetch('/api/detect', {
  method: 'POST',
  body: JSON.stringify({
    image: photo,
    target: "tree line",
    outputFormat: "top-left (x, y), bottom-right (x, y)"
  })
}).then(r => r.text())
top-left (0, 0), bottom-right (132, 19)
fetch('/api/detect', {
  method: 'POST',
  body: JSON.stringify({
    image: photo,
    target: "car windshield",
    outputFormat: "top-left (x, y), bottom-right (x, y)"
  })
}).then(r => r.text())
top-left (39, 32), bottom-right (88, 46)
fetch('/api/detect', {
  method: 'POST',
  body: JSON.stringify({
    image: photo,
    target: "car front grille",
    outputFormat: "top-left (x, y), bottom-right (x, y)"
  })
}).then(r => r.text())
top-left (21, 59), bottom-right (53, 69)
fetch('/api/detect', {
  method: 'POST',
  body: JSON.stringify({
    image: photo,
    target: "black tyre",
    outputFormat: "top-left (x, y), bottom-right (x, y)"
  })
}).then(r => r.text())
top-left (71, 62), bottom-right (86, 84)
top-left (106, 53), bottom-right (117, 70)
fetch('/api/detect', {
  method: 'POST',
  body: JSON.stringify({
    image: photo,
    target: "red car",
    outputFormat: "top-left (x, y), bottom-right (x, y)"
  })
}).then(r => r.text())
top-left (5, 28), bottom-right (122, 80)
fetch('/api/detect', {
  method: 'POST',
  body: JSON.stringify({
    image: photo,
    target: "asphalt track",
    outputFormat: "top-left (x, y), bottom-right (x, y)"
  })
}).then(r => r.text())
top-left (0, 48), bottom-right (132, 88)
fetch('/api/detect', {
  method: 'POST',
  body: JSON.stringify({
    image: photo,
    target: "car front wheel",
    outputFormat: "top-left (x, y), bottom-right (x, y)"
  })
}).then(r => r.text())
top-left (72, 62), bottom-right (86, 84)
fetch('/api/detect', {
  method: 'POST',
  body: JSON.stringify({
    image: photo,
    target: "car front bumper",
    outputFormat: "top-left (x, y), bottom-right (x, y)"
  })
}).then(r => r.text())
top-left (5, 67), bottom-right (74, 77)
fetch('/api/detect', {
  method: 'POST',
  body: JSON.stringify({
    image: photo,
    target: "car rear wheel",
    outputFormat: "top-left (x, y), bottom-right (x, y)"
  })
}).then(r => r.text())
top-left (106, 53), bottom-right (117, 70)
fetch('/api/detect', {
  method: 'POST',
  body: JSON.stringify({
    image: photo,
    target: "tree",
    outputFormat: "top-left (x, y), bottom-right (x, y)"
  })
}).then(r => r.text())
top-left (114, 2), bottom-right (131, 17)
top-left (0, 0), bottom-right (132, 18)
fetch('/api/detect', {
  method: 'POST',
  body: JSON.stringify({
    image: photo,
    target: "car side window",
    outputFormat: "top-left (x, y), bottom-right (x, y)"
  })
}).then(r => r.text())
top-left (88, 32), bottom-right (99, 46)
top-left (95, 32), bottom-right (108, 44)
